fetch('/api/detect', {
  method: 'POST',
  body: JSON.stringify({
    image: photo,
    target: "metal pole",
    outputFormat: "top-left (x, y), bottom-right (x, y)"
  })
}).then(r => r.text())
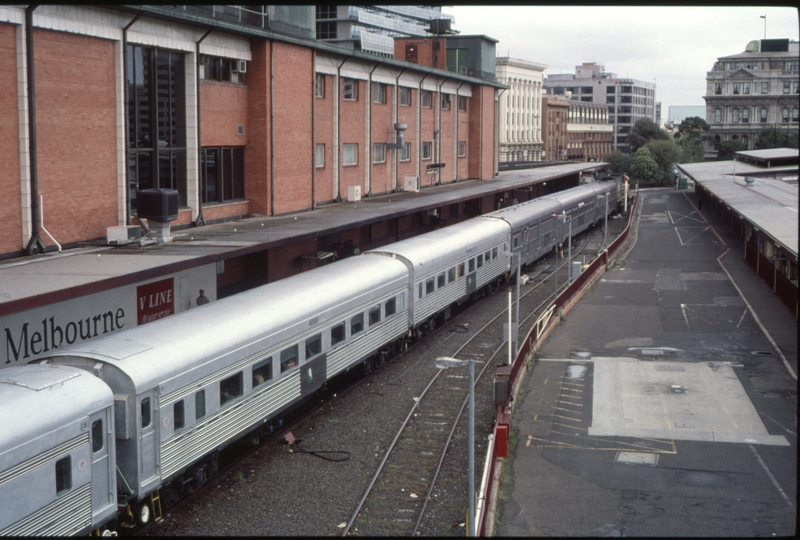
top-left (554, 217), bottom-right (559, 297)
top-left (515, 253), bottom-right (520, 354)
top-left (567, 216), bottom-right (572, 284)
top-left (468, 358), bottom-right (475, 538)
top-left (604, 193), bottom-right (609, 248)
top-left (507, 291), bottom-right (513, 365)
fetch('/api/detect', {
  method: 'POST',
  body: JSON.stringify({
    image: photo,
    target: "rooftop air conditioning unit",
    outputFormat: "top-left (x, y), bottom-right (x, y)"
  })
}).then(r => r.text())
top-left (137, 188), bottom-right (179, 243)
top-left (347, 185), bottom-right (361, 202)
top-left (403, 176), bottom-right (419, 193)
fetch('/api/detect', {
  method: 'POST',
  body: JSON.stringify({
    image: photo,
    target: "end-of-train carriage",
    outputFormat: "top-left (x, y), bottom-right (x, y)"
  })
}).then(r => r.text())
top-left (36, 254), bottom-right (410, 524)
top-left (0, 364), bottom-right (117, 536)
top-left (367, 218), bottom-right (512, 336)
top-left (482, 180), bottom-right (620, 267)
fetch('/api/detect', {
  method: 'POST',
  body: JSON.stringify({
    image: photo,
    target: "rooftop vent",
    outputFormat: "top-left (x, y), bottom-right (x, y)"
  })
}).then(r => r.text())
top-left (744, 177), bottom-right (755, 187)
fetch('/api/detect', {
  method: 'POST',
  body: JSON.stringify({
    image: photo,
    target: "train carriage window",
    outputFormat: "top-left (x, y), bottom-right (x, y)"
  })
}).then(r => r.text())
top-left (485, 250), bottom-right (491, 262)
top-left (369, 305), bottom-right (381, 326)
top-left (448, 267), bottom-right (456, 282)
top-left (141, 398), bottom-right (151, 428)
top-left (398, 292), bottom-right (405, 311)
top-left (386, 297), bottom-right (397, 317)
top-left (174, 400), bottom-right (185, 430)
top-left (55, 456), bottom-right (71, 495)
top-left (492, 247), bottom-right (498, 260)
top-left (477, 254), bottom-right (483, 268)
top-left (91, 420), bottom-right (104, 453)
top-left (331, 322), bottom-right (346, 346)
top-left (513, 236), bottom-right (520, 248)
top-left (468, 259), bottom-right (475, 272)
top-left (351, 313), bottom-right (364, 335)
top-left (195, 390), bottom-right (206, 420)
top-left (426, 278), bottom-right (435, 294)
top-left (306, 334), bottom-right (322, 359)
top-left (418, 283), bottom-right (423, 299)
top-left (280, 345), bottom-right (299, 372)
top-left (458, 263), bottom-right (465, 278)
top-left (437, 273), bottom-right (445, 288)
top-left (252, 357), bottom-right (273, 387)
top-left (220, 372), bottom-right (244, 405)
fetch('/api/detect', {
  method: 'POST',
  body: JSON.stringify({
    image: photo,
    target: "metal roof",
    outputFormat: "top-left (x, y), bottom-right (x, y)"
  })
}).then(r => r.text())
top-left (678, 161), bottom-right (799, 258)
top-left (737, 148), bottom-right (799, 161)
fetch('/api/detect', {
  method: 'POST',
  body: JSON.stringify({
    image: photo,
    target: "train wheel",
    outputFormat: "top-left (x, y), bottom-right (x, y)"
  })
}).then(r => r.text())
top-left (136, 502), bottom-right (150, 525)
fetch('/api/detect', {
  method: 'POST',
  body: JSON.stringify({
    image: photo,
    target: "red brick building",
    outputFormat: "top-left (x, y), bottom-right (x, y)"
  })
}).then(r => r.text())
top-left (0, 5), bottom-right (503, 259)
top-left (565, 99), bottom-right (614, 162)
top-left (542, 94), bottom-right (569, 161)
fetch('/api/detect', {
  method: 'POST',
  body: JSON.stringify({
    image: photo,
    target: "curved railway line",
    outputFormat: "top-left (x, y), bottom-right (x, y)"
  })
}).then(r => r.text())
top-left (143, 217), bottom-right (613, 537)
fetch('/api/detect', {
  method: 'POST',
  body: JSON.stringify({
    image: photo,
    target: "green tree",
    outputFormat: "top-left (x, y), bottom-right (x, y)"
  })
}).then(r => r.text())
top-left (717, 139), bottom-right (745, 160)
top-left (627, 118), bottom-right (671, 152)
top-left (677, 116), bottom-right (710, 136)
top-left (629, 147), bottom-right (660, 185)
top-left (678, 132), bottom-right (707, 163)
top-left (754, 126), bottom-right (798, 149)
top-left (644, 138), bottom-right (682, 179)
top-left (603, 149), bottom-right (631, 175)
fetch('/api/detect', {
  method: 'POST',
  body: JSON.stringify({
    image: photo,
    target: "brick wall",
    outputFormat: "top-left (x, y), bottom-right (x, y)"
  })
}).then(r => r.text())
top-left (200, 80), bottom-right (248, 147)
top-left (339, 78), bottom-right (365, 200)
top-left (272, 41), bottom-right (313, 215)
top-left (314, 71), bottom-right (334, 204)
top-left (370, 84), bottom-right (393, 195)
top-left (0, 23), bottom-right (21, 255)
top-left (245, 40), bottom-right (270, 216)
top-left (34, 28), bottom-right (117, 245)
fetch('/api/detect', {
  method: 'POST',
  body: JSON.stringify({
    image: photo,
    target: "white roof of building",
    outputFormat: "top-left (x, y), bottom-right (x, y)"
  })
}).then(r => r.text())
top-left (737, 148), bottom-right (800, 161)
top-left (678, 161), bottom-right (798, 258)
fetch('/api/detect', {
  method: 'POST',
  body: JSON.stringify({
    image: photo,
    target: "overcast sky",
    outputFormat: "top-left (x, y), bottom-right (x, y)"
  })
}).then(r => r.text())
top-left (443, 5), bottom-right (799, 118)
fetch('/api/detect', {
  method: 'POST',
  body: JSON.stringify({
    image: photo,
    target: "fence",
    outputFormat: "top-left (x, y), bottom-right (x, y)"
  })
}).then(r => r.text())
top-left (476, 188), bottom-right (640, 536)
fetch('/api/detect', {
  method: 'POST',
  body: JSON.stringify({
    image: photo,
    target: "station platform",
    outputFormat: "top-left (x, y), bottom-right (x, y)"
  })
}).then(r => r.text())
top-left (0, 163), bottom-right (596, 318)
top-left (493, 188), bottom-right (797, 537)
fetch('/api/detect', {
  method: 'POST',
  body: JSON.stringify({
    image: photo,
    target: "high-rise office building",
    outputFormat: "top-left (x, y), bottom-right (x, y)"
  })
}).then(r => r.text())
top-left (544, 62), bottom-right (656, 154)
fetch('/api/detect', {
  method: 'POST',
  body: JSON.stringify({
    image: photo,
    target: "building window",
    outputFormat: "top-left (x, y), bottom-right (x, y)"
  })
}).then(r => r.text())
top-left (201, 147), bottom-right (244, 203)
top-left (742, 107), bottom-right (749, 123)
top-left (714, 82), bottom-right (722, 95)
top-left (441, 93), bottom-right (451, 110)
top-left (761, 81), bottom-right (769, 94)
top-left (400, 86), bottom-right (411, 106)
top-left (422, 142), bottom-right (432, 160)
top-left (743, 82), bottom-right (750, 94)
top-left (741, 135), bottom-right (748, 149)
top-left (343, 78), bottom-right (358, 100)
top-left (343, 143), bottom-right (358, 165)
top-left (421, 90), bottom-right (431, 108)
top-left (760, 107), bottom-right (768, 122)
top-left (200, 55), bottom-right (245, 84)
top-left (373, 82), bottom-right (387, 104)
top-left (315, 73), bottom-right (325, 97)
top-left (400, 142), bottom-right (410, 161)
top-left (732, 108), bottom-right (739, 123)
top-left (733, 83), bottom-right (740, 95)
top-left (788, 61), bottom-right (799, 72)
top-left (714, 108), bottom-right (721, 123)
top-left (315, 144), bottom-right (325, 168)
top-left (127, 44), bottom-right (187, 210)
top-left (373, 143), bottom-right (386, 163)
top-left (458, 141), bottom-right (466, 157)
top-left (317, 20), bottom-right (336, 40)
top-left (793, 107), bottom-right (799, 122)
top-left (782, 108), bottom-right (789, 122)
top-left (795, 81), bottom-right (800, 94)
top-left (783, 81), bottom-right (790, 94)
top-left (458, 95), bottom-right (467, 111)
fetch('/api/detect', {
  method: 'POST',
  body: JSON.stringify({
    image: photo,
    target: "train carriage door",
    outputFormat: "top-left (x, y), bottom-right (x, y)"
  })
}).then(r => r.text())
top-left (466, 257), bottom-right (477, 294)
top-left (138, 391), bottom-right (159, 490)
top-left (528, 224), bottom-right (539, 260)
top-left (88, 408), bottom-right (116, 519)
top-left (521, 226), bottom-right (530, 264)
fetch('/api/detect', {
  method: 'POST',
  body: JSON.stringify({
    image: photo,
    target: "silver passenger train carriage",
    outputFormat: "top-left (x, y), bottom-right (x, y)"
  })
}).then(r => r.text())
top-left (0, 177), bottom-right (622, 535)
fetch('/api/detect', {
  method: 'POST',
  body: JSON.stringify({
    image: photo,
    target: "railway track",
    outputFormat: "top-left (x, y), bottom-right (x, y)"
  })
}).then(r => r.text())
top-left (342, 228), bottom-right (599, 536)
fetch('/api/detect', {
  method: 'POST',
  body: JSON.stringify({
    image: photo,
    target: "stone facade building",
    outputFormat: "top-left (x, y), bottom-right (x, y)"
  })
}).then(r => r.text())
top-left (496, 57), bottom-right (546, 162)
